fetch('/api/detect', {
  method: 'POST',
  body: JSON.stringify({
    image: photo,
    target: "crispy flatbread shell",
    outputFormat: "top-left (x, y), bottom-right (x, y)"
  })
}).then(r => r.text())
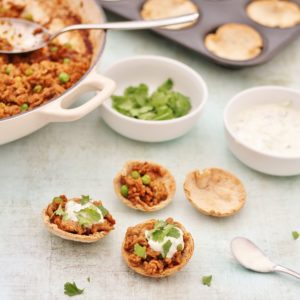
top-left (247, 0), bottom-right (300, 29)
top-left (140, 0), bottom-right (198, 30)
top-left (114, 160), bottom-right (176, 212)
top-left (43, 207), bottom-right (111, 243)
top-left (122, 219), bottom-right (194, 278)
top-left (184, 168), bottom-right (246, 217)
top-left (205, 23), bottom-right (263, 61)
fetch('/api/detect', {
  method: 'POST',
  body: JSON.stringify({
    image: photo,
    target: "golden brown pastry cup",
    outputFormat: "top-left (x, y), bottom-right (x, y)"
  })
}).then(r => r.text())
top-left (122, 219), bottom-right (194, 278)
top-left (184, 168), bottom-right (246, 217)
top-left (43, 199), bottom-right (114, 243)
top-left (113, 160), bottom-right (176, 212)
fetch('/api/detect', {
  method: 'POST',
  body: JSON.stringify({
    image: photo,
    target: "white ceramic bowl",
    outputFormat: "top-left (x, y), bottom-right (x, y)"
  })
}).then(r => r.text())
top-left (224, 86), bottom-right (300, 176)
top-left (100, 55), bottom-right (208, 142)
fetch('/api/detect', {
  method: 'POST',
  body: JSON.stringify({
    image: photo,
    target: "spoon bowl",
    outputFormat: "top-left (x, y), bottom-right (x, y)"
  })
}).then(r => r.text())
top-left (231, 237), bottom-right (300, 280)
top-left (0, 18), bottom-right (49, 54)
top-left (231, 237), bottom-right (275, 273)
top-left (0, 13), bottom-right (199, 54)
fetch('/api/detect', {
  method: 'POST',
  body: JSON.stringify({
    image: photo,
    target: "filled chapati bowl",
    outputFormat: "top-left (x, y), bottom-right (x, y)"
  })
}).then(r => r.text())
top-left (0, 0), bottom-right (115, 145)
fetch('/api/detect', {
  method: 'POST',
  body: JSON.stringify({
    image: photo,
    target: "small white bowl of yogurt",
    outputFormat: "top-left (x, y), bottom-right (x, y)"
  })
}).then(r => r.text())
top-left (224, 86), bottom-right (300, 176)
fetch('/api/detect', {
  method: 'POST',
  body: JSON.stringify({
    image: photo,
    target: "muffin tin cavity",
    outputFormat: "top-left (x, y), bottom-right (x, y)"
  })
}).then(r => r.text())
top-left (99, 0), bottom-right (300, 67)
top-left (140, 0), bottom-right (199, 30)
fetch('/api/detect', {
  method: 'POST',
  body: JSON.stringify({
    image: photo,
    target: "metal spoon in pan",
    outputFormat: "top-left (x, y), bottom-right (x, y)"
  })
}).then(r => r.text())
top-left (231, 237), bottom-right (300, 280)
top-left (0, 13), bottom-right (199, 54)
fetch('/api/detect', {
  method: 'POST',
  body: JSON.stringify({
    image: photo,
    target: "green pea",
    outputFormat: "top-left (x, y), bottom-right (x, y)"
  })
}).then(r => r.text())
top-left (50, 46), bottom-right (58, 52)
top-left (59, 72), bottom-right (70, 84)
top-left (20, 103), bottom-right (29, 111)
top-left (5, 66), bottom-right (12, 75)
top-left (64, 43), bottom-right (72, 49)
top-left (142, 174), bottom-right (151, 185)
top-left (25, 68), bottom-right (33, 76)
top-left (63, 58), bottom-right (70, 64)
top-left (131, 171), bottom-right (140, 179)
top-left (33, 85), bottom-right (42, 93)
top-left (24, 13), bottom-right (33, 21)
top-left (120, 185), bottom-right (128, 197)
top-left (177, 244), bottom-right (183, 251)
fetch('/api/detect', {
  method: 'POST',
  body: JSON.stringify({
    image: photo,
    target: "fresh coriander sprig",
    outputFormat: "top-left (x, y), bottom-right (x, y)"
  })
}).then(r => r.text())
top-left (202, 275), bottom-right (213, 287)
top-left (292, 231), bottom-right (299, 240)
top-left (64, 281), bottom-right (84, 297)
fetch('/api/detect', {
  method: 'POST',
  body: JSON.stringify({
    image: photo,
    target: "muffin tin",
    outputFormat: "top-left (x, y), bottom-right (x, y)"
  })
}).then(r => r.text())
top-left (98, 0), bottom-right (300, 68)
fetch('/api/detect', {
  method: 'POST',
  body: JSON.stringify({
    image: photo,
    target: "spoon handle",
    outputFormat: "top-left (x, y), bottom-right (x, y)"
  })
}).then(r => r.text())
top-left (51, 13), bottom-right (198, 39)
top-left (275, 265), bottom-right (300, 280)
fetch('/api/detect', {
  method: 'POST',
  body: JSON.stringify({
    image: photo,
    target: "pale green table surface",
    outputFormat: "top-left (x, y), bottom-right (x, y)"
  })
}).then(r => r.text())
top-left (0, 12), bottom-right (300, 300)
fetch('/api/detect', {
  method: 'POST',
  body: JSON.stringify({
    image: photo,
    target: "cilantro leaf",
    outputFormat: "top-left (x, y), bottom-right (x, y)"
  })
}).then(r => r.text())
top-left (64, 281), bottom-right (84, 296)
top-left (162, 240), bottom-right (172, 258)
top-left (80, 195), bottom-right (90, 205)
top-left (157, 78), bottom-right (173, 92)
top-left (166, 227), bottom-right (180, 239)
top-left (152, 229), bottom-right (167, 242)
top-left (151, 221), bottom-right (180, 242)
top-left (97, 205), bottom-right (109, 217)
top-left (76, 207), bottom-right (101, 227)
top-left (112, 79), bottom-right (191, 121)
top-left (154, 220), bottom-right (168, 230)
top-left (202, 275), bottom-right (212, 287)
top-left (292, 231), bottom-right (299, 240)
top-left (55, 205), bottom-right (65, 217)
top-left (134, 243), bottom-right (147, 259)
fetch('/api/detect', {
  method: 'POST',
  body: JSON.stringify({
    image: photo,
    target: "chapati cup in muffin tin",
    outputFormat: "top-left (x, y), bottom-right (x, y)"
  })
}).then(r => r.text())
top-left (99, 0), bottom-right (300, 68)
top-left (100, 55), bottom-right (208, 142)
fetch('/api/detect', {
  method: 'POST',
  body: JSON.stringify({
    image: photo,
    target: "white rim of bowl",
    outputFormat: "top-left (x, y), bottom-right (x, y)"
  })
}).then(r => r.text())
top-left (102, 55), bottom-right (208, 126)
top-left (224, 85), bottom-right (300, 160)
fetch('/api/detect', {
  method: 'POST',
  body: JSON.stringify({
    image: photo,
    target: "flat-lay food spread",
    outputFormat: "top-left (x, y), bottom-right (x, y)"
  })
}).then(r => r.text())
top-left (43, 195), bottom-right (115, 243)
top-left (122, 218), bottom-right (194, 277)
top-left (1, 0), bottom-right (300, 298)
top-left (0, 0), bottom-right (92, 119)
top-left (114, 161), bottom-right (176, 211)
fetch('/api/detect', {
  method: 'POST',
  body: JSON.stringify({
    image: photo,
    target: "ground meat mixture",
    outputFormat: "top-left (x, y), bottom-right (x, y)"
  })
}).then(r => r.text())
top-left (120, 162), bottom-right (169, 207)
top-left (46, 195), bottom-right (115, 236)
top-left (123, 218), bottom-right (190, 276)
top-left (0, 1), bottom-right (92, 119)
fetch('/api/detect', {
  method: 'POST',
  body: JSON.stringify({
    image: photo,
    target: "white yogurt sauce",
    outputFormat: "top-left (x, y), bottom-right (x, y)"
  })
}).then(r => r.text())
top-left (65, 200), bottom-right (104, 224)
top-left (231, 101), bottom-right (300, 156)
top-left (145, 228), bottom-right (184, 259)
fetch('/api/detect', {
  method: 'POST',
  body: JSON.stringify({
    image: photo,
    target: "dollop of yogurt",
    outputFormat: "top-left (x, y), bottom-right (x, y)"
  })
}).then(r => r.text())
top-left (145, 227), bottom-right (184, 259)
top-left (231, 101), bottom-right (300, 156)
top-left (65, 200), bottom-right (104, 224)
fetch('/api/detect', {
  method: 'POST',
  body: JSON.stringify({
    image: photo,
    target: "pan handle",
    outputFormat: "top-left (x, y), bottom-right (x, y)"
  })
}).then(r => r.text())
top-left (40, 70), bottom-right (116, 122)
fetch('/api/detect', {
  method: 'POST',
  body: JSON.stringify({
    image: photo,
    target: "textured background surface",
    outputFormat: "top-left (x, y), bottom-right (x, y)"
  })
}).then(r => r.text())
top-left (0, 11), bottom-right (300, 300)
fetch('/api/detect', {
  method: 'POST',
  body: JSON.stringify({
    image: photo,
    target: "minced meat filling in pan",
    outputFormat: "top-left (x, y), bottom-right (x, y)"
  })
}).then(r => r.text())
top-left (0, 0), bottom-right (93, 119)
